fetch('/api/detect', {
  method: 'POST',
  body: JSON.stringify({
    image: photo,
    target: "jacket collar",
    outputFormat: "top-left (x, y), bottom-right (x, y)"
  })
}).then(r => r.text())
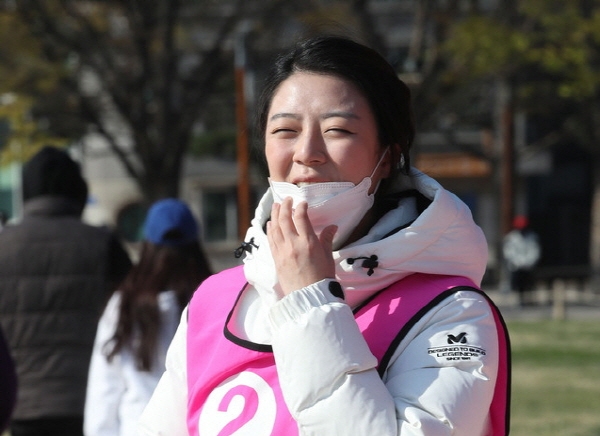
top-left (23, 195), bottom-right (84, 218)
top-left (242, 168), bottom-right (489, 308)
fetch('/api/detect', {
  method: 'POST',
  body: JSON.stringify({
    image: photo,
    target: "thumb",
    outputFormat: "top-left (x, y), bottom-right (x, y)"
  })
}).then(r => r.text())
top-left (320, 225), bottom-right (338, 250)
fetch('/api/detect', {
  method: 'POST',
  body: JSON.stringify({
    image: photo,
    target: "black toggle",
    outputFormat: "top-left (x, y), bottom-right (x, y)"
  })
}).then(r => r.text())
top-left (234, 237), bottom-right (259, 258)
top-left (346, 255), bottom-right (379, 276)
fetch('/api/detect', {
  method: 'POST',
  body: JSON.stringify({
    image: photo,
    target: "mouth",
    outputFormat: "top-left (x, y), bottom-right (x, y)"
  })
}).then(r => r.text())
top-left (292, 177), bottom-right (329, 186)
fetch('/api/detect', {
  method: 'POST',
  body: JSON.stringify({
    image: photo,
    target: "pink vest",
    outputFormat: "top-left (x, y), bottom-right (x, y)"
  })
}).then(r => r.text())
top-left (186, 266), bottom-right (510, 435)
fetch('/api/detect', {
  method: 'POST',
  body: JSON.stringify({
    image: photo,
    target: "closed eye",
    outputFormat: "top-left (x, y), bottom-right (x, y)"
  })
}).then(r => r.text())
top-left (271, 128), bottom-right (297, 134)
top-left (325, 127), bottom-right (355, 135)
top-left (327, 127), bottom-right (352, 132)
top-left (270, 128), bottom-right (298, 139)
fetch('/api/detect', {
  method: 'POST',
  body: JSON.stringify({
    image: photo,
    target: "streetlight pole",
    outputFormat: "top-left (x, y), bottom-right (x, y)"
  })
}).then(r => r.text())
top-left (494, 77), bottom-right (515, 236)
top-left (235, 24), bottom-right (250, 241)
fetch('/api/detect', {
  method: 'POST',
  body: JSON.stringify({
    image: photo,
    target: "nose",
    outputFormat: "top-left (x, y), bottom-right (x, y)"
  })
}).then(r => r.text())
top-left (293, 127), bottom-right (327, 166)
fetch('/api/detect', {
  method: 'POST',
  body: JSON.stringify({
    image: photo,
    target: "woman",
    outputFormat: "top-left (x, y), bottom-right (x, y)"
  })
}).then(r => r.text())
top-left (84, 198), bottom-right (212, 436)
top-left (139, 36), bottom-right (510, 436)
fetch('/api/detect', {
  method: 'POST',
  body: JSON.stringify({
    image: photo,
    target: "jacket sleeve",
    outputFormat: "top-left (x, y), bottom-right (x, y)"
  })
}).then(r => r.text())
top-left (268, 280), bottom-right (499, 436)
top-left (137, 309), bottom-right (189, 436)
top-left (84, 294), bottom-right (126, 436)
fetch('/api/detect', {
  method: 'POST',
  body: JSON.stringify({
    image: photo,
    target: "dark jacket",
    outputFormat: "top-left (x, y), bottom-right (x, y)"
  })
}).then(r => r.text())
top-left (0, 196), bottom-right (131, 420)
top-left (0, 324), bottom-right (16, 431)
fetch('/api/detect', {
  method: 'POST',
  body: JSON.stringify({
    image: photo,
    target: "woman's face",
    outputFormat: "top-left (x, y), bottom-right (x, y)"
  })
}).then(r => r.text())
top-left (265, 72), bottom-right (390, 191)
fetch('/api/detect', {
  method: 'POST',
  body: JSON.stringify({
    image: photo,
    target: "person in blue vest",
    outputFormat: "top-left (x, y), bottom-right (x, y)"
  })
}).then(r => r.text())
top-left (139, 35), bottom-right (510, 436)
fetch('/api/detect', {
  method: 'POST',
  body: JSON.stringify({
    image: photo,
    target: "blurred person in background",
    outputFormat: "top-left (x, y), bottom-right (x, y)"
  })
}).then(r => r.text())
top-left (84, 198), bottom-right (213, 436)
top-left (0, 324), bottom-right (17, 433)
top-left (503, 215), bottom-right (541, 306)
top-left (0, 211), bottom-right (7, 230)
top-left (0, 146), bottom-right (132, 436)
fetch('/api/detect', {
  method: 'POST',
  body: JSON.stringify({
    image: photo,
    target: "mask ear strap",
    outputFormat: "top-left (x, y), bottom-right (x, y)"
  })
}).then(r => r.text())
top-left (369, 147), bottom-right (390, 179)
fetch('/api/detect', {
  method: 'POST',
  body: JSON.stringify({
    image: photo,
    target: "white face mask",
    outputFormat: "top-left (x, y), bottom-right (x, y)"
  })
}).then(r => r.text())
top-left (269, 148), bottom-right (389, 250)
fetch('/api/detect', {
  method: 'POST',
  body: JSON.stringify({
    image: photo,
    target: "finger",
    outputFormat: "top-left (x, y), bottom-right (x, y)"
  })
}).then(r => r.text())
top-left (266, 219), bottom-right (280, 255)
top-left (268, 202), bottom-right (280, 235)
top-left (292, 201), bottom-right (315, 237)
top-left (277, 197), bottom-right (298, 236)
top-left (319, 224), bottom-right (338, 252)
top-left (267, 203), bottom-right (283, 247)
top-left (270, 201), bottom-right (281, 224)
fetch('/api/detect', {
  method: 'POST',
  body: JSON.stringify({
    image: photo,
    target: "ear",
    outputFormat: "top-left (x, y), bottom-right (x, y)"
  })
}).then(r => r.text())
top-left (381, 144), bottom-right (401, 178)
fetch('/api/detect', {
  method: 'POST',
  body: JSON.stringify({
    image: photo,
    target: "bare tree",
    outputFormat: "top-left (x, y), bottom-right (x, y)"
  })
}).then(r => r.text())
top-left (11, 0), bottom-right (298, 202)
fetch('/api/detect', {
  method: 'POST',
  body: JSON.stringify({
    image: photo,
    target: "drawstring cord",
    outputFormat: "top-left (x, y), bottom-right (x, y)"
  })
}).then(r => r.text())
top-left (234, 237), bottom-right (259, 258)
top-left (346, 255), bottom-right (379, 276)
top-left (235, 237), bottom-right (379, 277)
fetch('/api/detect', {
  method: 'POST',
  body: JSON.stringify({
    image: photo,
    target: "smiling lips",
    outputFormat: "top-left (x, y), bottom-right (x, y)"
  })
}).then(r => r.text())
top-left (293, 178), bottom-right (331, 186)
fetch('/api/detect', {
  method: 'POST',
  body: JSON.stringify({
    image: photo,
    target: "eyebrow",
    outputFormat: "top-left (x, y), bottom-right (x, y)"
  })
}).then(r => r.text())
top-left (269, 111), bottom-right (359, 122)
top-left (322, 111), bottom-right (359, 120)
top-left (269, 113), bottom-right (301, 122)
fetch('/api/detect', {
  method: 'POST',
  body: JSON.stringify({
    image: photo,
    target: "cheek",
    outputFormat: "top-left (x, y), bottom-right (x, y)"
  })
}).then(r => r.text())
top-left (264, 142), bottom-right (290, 179)
top-left (335, 152), bottom-right (378, 184)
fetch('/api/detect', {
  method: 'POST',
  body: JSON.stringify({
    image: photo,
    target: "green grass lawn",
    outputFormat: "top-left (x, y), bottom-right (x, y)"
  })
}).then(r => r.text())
top-left (508, 319), bottom-right (600, 436)
top-left (2, 319), bottom-right (598, 436)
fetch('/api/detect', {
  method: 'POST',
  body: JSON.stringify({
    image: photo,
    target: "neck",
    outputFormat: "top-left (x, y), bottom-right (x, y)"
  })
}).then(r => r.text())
top-left (338, 207), bottom-right (377, 248)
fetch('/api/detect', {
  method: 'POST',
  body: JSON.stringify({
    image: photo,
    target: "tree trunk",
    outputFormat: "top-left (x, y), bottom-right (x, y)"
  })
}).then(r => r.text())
top-left (140, 162), bottom-right (181, 203)
top-left (589, 157), bottom-right (600, 291)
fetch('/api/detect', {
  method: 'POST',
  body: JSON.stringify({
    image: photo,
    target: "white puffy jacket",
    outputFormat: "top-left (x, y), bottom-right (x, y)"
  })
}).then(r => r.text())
top-left (139, 169), bottom-right (502, 435)
top-left (85, 291), bottom-right (182, 436)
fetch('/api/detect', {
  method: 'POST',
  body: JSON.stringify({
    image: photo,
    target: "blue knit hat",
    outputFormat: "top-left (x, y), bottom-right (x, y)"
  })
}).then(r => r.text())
top-left (143, 198), bottom-right (199, 246)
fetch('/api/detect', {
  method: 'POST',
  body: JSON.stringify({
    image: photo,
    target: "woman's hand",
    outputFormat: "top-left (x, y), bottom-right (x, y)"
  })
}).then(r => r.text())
top-left (267, 197), bottom-right (337, 297)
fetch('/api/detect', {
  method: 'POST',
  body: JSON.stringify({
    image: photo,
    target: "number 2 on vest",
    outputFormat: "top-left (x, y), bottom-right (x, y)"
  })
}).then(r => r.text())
top-left (198, 371), bottom-right (277, 435)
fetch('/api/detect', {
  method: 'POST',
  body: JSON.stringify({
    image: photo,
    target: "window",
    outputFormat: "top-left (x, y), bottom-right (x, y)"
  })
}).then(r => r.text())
top-left (202, 189), bottom-right (238, 242)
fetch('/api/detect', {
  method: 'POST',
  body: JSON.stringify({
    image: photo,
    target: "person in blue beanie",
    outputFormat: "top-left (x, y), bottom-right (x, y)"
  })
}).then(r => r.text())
top-left (84, 198), bottom-right (213, 436)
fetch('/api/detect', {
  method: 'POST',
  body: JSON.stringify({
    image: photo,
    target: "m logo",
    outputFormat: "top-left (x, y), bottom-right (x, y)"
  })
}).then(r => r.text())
top-left (447, 332), bottom-right (467, 344)
top-left (429, 334), bottom-right (485, 361)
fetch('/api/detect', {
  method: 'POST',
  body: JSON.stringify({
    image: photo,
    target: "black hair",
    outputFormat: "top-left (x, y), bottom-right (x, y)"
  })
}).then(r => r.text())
top-left (256, 35), bottom-right (415, 201)
top-left (103, 241), bottom-right (212, 371)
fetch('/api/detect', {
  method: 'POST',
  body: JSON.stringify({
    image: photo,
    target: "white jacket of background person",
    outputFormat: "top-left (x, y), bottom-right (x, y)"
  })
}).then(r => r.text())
top-left (84, 290), bottom-right (181, 436)
top-left (138, 169), bottom-right (500, 436)
top-left (503, 229), bottom-right (541, 271)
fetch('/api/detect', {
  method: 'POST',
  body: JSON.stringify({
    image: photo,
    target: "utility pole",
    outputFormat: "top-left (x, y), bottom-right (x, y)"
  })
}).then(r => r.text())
top-left (235, 24), bottom-right (251, 240)
top-left (495, 77), bottom-right (515, 291)
top-left (497, 78), bottom-right (514, 236)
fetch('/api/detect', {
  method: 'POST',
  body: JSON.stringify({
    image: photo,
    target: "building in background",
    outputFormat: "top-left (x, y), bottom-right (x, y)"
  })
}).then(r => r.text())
top-left (0, 0), bottom-right (595, 287)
